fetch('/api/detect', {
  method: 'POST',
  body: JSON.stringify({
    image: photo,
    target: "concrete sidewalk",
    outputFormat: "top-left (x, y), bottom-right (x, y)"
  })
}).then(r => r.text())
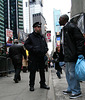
top-left (0, 68), bottom-right (85, 100)
top-left (50, 68), bottom-right (85, 100)
top-left (0, 71), bottom-right (50, 100)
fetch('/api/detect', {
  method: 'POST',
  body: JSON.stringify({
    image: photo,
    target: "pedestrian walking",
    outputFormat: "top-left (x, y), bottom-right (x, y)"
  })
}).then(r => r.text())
top-left (59, 14), bottom-right (84, 99)
top-left (9, 39), bottom-right (26, 83)
top-left (24, 22), bottom-right (50, 91)
top-left (53, 46), bottom-right (64, 79)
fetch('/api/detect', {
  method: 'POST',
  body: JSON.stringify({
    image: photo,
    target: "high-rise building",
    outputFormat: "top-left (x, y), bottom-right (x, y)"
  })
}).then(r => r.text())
top-left (29, 0), bottom-right (43, 32)
top-left (23, 0), bottom-right (30, 34)
top-left (0, 0), bottom-right (5, 48)
top-left (0, 0), bottom-right (24, 72)
top-left (33, 13), bottom-right (46, 34)
top-left (4, 0), bottom-right (24, 39)
top-left (0, 0), bottom-right (7, 73)
top-left (18, 0), bottom-right (24, 30)
top-left (10, 0), bottom-right (23, 39)
top-left (53, 9), bottom-right (61, 47)
top-left (0, 0), bottom-right (24, 51)
top-left (9, 0), bottom-right (17, 38)
top-left (4, 0), bottom-right (10, 29)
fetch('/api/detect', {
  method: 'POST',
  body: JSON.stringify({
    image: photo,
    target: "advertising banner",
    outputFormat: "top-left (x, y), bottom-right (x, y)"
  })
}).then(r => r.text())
top-left (6, 29), bottom-right (13, 45)
top-left (18, 29), bottom-right (28, 44)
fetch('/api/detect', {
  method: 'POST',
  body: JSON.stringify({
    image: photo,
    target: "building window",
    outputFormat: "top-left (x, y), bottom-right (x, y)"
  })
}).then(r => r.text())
top-left (30, 0), bottom-right (35, 3)
top-left (26, 2), bottom-right (28, 7)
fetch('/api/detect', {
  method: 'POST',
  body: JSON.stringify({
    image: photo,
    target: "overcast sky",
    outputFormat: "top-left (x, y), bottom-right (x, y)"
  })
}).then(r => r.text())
top-left (43, 0), bottom-right (71, 29)
top-left (43, 0), bottom-right (71, 54)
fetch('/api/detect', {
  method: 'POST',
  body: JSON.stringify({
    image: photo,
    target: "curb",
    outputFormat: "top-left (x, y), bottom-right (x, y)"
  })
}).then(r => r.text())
top-left (47, 68), bottom-right (55, 100)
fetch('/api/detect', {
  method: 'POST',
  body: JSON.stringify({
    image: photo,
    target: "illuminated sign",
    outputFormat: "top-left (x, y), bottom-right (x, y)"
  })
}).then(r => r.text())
top-left (56, 37), bottom-right (60, 46)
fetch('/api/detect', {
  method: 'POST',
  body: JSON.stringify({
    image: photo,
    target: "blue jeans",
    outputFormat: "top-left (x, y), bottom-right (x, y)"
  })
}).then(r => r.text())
top-left (65, 62), bottom-right (81, 94)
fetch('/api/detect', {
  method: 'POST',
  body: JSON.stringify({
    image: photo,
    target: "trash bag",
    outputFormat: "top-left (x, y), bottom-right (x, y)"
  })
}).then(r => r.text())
top-left (75, 55), bottom-right (85, 81)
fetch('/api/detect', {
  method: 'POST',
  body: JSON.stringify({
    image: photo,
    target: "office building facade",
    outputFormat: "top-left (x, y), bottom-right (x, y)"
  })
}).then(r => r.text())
top-left (0, 0), bottom-right (24, 73)
top-left (0, 0), bottom-right (5, 50)
top-left (23, 0), bottom-right (30, 34)
top-left (10, 0), bottom-right (23, 39)
top-left (53, 9), bottom-right (61, 47)
top-left (4, 0), bottom-right (24, 39)
top-left (33, 13), bottom-right (46, 34)
top-left (29, 0), bottom-right (43, 32)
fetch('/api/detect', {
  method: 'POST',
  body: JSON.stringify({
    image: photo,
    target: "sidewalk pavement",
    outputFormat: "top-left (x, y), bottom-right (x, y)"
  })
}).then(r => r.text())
top-left (51, 68), bottom-right (85, 100)
top-left (0, 68), bottom-right (85, 100)
top-left (0, 70), bottom-right (50, 100)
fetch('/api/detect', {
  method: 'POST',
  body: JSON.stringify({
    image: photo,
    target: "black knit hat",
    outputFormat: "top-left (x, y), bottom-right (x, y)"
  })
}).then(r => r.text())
top-left (33, 22), bottom-right (42, 28)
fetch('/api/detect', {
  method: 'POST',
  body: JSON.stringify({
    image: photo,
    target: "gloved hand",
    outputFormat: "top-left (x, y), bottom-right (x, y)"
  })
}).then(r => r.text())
top-left (78, 55), bottom-right (84, 59)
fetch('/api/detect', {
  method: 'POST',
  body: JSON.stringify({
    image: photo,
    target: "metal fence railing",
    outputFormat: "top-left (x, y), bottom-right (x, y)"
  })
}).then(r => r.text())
top-left (0, 56), bottom-right (14, 74)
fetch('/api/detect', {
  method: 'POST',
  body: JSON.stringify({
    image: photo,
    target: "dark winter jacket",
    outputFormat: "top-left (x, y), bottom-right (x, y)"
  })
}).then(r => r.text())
top-left (9, 44), bottom-right (26, 66)
top-left (63, 22), bottom-right (84, 62)
top-left (53, 51), bottom-right (62, 71)
top-left (24, 31), bottom-right (48, 70)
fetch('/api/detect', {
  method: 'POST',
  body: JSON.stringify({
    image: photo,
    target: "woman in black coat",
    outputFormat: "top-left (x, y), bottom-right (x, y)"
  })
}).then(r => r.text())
top-left (53, 46), bottom-right (64, 79)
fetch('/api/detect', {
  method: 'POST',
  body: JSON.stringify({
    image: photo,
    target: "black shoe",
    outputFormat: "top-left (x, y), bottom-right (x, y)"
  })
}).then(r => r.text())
top-left (80, 81), bottom-right (83, 83)
top-left (60, 71), bottom-right (62, 74)
top-left (18, 78), bottom-right (21, 81)
top-left (13, 79), bottom-right (18, 83)
top-left (63, 90), bottom-right (72, 95)
top-left (69, 92), bottom-right (82, 99)
top-left (56, 72), bottom-right (61, 79)
top-left (30, 86), bottom-right (34, 91)
top-left (18, 76), bottom-right (21, 81)
top-left (40, 84), bottom-right (50, 90)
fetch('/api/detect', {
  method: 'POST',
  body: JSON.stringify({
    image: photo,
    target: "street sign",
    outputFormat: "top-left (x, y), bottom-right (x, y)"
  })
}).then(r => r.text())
top-left (46, 31), bottom-right (51, 42)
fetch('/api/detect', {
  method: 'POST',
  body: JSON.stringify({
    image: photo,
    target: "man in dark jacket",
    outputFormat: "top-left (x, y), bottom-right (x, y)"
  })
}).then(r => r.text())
top-left (24, 22), bottom-right (50, 91)
top-left (59, 14), bottom-right (84, 99)
top-left (9, 39), bottom-right (26, 83)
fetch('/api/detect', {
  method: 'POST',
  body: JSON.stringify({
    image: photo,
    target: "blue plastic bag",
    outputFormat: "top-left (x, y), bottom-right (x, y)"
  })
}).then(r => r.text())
top-left (75, 55), bottom-right (85, 81)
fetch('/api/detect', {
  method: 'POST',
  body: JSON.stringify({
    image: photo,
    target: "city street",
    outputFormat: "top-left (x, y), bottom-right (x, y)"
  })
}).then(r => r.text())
top-left (0, 68), bottom-right (85, 100)
top-left (0, 0), bottom-right (85, 100)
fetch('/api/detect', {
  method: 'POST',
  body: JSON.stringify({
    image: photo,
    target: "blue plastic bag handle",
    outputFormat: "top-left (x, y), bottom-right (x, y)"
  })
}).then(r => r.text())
top-left (78, 55), bottom-right (84, 59)
top-left (76, 55), bottom-right (84, 65)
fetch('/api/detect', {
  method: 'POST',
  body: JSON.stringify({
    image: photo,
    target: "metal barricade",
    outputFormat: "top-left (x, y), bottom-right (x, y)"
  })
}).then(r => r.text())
top-left (0, 56), bottom-right (14, 74)
top-left (0, 56), bottom-right (7, 73)
top-left (6, 57), bottom-right (14, 73)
